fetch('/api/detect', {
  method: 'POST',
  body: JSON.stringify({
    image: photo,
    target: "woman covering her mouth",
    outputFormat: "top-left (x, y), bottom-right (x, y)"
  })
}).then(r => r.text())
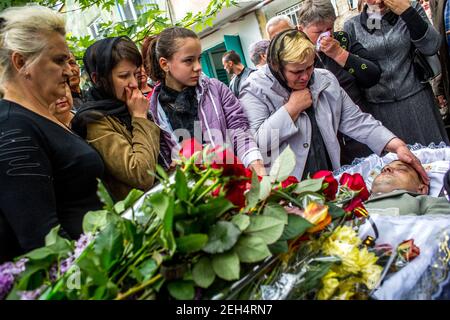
top-left (71, 36), bottom-right (160, 201)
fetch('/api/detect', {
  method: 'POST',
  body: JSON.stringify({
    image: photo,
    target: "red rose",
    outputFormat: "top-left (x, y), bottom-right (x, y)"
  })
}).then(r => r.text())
top-left (339, 173), bottom-right (369, 201)
top-left (208, 146), bottom-right (248, 178)
top-left (397, 239), bottom-right (420, 262)
top-left (343, 197), bottom-right (369, 218)
top-left (281, 176), bottom-right (299, 189)
top-left (312, 170), bottom-right (338, 200)
top-left (223, 179), bottom-right (252, 208)
top-left (179, 138), bottom-right (203, 160)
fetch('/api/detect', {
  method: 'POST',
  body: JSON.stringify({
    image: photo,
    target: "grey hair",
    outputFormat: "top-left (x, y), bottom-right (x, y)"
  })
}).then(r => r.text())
top-left (248, 40), bottom-right (270, 66)
top-left (265, 15), bottom-right (295, 35)
top-left (297, 0), bottom-right (337, 27)
top-left (0, 5), bottom-right (66, 87)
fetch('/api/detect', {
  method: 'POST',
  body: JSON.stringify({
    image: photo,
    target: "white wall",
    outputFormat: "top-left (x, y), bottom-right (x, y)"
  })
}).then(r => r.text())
top-left (200, 12), bottom-right (262, 68)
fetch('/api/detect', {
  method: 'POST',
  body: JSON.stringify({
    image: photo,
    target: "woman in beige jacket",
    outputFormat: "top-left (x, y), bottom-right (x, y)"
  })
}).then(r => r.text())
top-left (72, 37), bottom-right (160, 201)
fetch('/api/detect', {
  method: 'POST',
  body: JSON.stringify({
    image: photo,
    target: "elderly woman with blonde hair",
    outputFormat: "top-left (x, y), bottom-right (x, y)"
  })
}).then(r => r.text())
top-left (239, 29), bottom-right (428, 184)
top-left (0, 5), bottom-right (104, 261)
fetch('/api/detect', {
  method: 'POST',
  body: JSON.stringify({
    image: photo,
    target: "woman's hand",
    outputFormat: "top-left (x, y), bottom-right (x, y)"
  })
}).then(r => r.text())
top-left (284, 89), bottom-right (312, 121)
top-left (385, 138), bottom-right (430, 185)
top-left (383, 0), bottom-right (411, 15)
top-left (125, 86), bottom-right (149, 119)
top-left (320, 36), bottom-right (349, 67)
top-left (249, 160), bottom-right (267, 176)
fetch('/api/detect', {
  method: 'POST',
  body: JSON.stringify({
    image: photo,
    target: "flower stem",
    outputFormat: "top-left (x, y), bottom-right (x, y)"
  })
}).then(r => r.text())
top-left (189, 169), bottom-right (213, 200)
top-left (115, 274), bottom-right (162, 300)
top-left (194, 180), bottom-right (220, 203)
top-left (273, 190), bottom-right (303, 208)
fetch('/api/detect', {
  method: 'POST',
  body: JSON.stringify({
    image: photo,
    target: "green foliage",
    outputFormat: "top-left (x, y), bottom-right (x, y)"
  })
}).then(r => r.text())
top-left (192, 257), bottom-right (215, 289)
top-left (4, 141), bottom-right (358, 301)
top-left (234, 235), bottom-right (271, 263)
top-left (279, 214), bottom-right (313, 241)
top-left (244, 216), bottom-right (285, 245)
top-left (212, 251), bottom-right (240, 281)
top-left (202, 221), bottom-right (241, 254)
top-left (1, 1), bottom-right (238, 66)
top-left (167, 280), bottom-right (195, 300)
top-left (269, 146), bottom-right (296, 183)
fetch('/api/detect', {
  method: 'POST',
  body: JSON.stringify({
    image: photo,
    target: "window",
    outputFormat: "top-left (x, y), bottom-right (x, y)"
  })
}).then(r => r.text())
top-left (118, 0), bottom-right (138, 21)
top-left (276, 3), bottom-right (302, 26)
top-left (347, 0), bottom-right (358, 9)
top-left (88, 16), bottom-right (104, 39)
top-left (134, 0), bottom-right (158, 16)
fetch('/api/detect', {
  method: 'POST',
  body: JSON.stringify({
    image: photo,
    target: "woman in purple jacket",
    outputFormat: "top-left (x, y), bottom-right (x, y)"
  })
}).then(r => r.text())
top-left (145, 27), bottom-right (265, 174)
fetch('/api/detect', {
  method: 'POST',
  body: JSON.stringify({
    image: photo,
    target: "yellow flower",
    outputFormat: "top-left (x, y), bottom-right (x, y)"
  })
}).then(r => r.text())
top-left (362, 264), bottom-right (383, 290)
top-left (358, 247), bottom-right (379, 269)
top-left (333, 226), bottom-right (361, 245)
top-left (317, 271), bottom-right (340, 300)
top-left (340, 247), bottom-right (362, 274)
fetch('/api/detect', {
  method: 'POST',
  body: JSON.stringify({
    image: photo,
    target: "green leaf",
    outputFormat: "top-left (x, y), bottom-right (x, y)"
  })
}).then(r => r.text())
top-left (268, 240), bottom-right (289, 254)
top-left (167, 280), bottom-right (195, 300)
top-left (43, 226), bottom-right (72, 255)
top-left (156, 164), bottom-right (169, 181)
top-left (231, 214), bottom-right (250, 231)
top-left (175, 167), bottom-right (189, 201)
top-left (93, 222), bottom-right (124, 270)
top-left (192, 257), bottom-right (216, 289)
top-left (23, 247), bottom-right (55, 261)
top-left (212, 251), bottom-right (240, 281)
top-left (269, 146), bottom-right (296, 183)
top-left (44, 225), bottom-right (62, 246)
top-left (293, 178), bottom-right (324, 194)
top-left (244, 216), bottom-right (285, 245)
top-left (148, 193), bottom-right (170, 220)
top-left (175, 234), bottom-right (208, 253)
top-left (96, 179), bottom-right (114, 211)
top-left (259, 176), bottom-right (272, 201)
top-left (82, 210), bottom-right (115, 234)
top-left (245, 171), bottom-right (260, 210)
top-left (132, 259), bottom-right (159, 282)
top-left (203, 221), bottom-right (241, 254)
top-left (234, 235), bottom-right (271, 263)
top-left (279, 214), bottom-right (314, 241)
top-left (195, 197), bottom-right (235, 231)
top-left (114, 189), bottom-right (144, 214)
top-left (152, 194), bottom-right (175, 254)
top-left (328, 203), bottom-right (346, 219)
top-left (195, 197), bottom-right (235, 221)
top-left (263, 204), bottom-right (288, 224)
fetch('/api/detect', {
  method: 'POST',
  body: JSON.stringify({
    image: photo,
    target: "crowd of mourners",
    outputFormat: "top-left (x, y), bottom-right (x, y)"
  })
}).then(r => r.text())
top-left (1, 0), bottom-right (450, 262)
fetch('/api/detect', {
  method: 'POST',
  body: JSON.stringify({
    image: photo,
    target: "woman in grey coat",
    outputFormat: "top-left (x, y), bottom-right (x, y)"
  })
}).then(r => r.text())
top-left (344, 0), bottom-right (449, 146)
top-left (239, 29), bottom-right (429, 184)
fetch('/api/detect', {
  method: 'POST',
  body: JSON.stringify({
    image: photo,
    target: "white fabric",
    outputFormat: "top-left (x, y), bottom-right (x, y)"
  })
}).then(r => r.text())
top-left (335, 144), bottom-right (450, 197)
top-left (359, 214), bottom-right (450, 300)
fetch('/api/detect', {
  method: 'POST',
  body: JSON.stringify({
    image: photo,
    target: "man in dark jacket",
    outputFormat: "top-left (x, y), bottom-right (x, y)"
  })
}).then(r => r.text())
top-left (68, 52), bottom-right (85, 111)
top-left (222, 50), bottom-right (255, 97)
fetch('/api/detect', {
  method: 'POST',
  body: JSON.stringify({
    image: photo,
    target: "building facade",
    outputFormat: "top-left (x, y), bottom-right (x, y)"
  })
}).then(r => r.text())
top-left (63, 0), bottom-right (359, 85)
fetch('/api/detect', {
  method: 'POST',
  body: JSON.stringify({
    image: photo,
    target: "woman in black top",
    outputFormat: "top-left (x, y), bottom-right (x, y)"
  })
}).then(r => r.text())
top-left (0, 6), bottom-right (104, 262)
top-left (297, 0), bottom-right (382, 164)
top-left (344, 0), bottom-right (449, 146)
